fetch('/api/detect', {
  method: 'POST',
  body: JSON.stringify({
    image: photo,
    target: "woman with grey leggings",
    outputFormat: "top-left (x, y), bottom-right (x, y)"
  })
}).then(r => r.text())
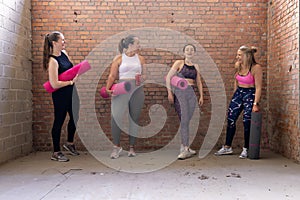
top-left (105, 35), bottom-right (146, 159)
top-left (166, 44), bottom-right (204, 160)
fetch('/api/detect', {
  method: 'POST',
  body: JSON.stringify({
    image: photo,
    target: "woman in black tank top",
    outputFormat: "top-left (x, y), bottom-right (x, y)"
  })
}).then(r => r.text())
top-left (42, 31), bottom-right (80, 162)
top-left (166, 44), bottom-right (204, 160)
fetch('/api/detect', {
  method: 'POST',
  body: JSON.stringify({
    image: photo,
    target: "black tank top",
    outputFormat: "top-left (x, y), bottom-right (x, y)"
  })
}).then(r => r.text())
top-left (50, 51), bottom-right (73, 75)
top-left (50, 51), bottom-right (74, 95)
top-left (178, 63), bottom-right (197, 80)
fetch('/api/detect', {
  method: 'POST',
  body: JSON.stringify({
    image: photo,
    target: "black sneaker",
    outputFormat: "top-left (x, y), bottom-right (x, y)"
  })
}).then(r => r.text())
top-left (63, 144), bottom-right (80, 156)
top-left (51, 152), bottom-right (69, 162)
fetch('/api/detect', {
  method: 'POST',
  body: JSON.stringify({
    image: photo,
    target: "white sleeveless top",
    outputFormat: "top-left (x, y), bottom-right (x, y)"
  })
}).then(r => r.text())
top-left (119, 53), bottom-right (142, 79)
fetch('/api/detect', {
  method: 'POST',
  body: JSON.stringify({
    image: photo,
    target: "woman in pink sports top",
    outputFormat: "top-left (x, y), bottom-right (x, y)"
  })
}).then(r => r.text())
top-left (215, 46), bottom-right (262, 159)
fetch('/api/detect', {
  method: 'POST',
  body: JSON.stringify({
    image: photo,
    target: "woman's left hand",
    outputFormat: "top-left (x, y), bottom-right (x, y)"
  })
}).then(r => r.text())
top-left (198, 96), bottom-right (203, 106)
top-left (252, 105), bottom-right (260, 112)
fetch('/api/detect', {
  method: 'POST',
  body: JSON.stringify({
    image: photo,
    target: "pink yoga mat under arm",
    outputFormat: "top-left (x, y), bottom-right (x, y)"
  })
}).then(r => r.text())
top-left (100, 81), bottom-right (132, 98)
top-left (165, 75), bottom-right (188, 90)
top-left (43, 60), bottom-right (91, 93)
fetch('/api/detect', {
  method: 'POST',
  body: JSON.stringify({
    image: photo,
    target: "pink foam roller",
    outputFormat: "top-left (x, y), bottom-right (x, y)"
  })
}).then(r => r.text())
top-left (43, 60), bottom-right (91, 93)
top-left (171, 76), bottom-right (188, 89)
top-left (100, 86), bottom-right (110, 98)
top-left (111, 81), bottom-right (131, 95)
top-left (165, 76), bottom-right (188, 90)
top-left (99, 82), bottom-right (131, 98)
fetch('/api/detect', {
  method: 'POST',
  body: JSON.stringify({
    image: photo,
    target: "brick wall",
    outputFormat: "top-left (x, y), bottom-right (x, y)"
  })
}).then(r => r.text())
top-left (267, 0), bottom-right (299, 161)
top-left (0, 0), bottom-right (32, 164)
top-left (32, 0), bottom-right (268, 154)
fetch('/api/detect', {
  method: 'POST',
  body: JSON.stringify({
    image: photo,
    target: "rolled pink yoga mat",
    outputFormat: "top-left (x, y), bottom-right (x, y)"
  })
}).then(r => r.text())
top-left (100, 81), bottom-right (131, 98)
top-left (43, 60), bottom-right (91, 93)
top-left (165, 76), bottom-right (188, 90)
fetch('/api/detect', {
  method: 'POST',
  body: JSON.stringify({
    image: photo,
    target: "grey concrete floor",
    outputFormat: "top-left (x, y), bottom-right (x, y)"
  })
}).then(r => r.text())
top-left (0, 149), bottom-right (300, 200)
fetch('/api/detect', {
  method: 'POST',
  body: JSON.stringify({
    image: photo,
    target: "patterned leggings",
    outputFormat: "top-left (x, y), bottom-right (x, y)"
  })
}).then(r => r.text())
top-left (174, 86), bottom-right (197, 147)
top-left (225, 87), bottom-right (255, 149)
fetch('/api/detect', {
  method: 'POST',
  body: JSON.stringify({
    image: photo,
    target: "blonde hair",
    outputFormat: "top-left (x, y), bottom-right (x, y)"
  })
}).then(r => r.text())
top-left (236, 46), bottom-right (258, 72)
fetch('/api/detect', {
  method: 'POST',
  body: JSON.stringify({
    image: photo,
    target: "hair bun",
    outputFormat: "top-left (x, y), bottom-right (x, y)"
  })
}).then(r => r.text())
top-left (251, 46), bottom-right (257, 53)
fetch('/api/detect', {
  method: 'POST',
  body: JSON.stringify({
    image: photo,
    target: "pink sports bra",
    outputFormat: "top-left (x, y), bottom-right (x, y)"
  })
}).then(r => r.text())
top-left (236, 71), bottom-right (255, 85)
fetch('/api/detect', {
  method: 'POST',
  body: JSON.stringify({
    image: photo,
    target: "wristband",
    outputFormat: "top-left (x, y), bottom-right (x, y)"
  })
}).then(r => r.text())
top-left (253, 102), bottom-right (259, 106)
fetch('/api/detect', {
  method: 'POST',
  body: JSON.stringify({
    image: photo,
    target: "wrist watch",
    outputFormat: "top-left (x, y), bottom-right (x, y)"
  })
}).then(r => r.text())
top-left (253, 102), bottom-right (259, 106)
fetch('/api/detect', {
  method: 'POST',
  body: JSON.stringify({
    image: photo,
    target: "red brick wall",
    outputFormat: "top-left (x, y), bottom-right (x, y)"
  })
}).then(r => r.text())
top-left (267, 0), bottom-right (299, 161)
top-left (31, 0), bottom-right (268, 153)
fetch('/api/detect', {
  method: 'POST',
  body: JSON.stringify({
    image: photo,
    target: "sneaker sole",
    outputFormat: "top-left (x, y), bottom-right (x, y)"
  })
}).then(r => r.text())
top-left (214, 152), bottom-right (233, 156)
top-left (51, 157), bottom-right (69, 162)
top-left (63, 145), bottom-right (80, 156)
top-left (177, 154), bottom-right (193, 160)
top-left (177, 156), bottom-right (192, 160)
top-left (128, 152), bottom-right (136, 157)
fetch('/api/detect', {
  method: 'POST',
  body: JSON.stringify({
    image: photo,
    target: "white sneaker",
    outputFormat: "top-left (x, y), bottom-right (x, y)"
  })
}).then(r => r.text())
top-left (177, 149), bottom-right (192, 160)
top-left (188, 148), bottom-right (196, 155)
top-left (110, 146), bottom-right (122, 159)
top-left (239, 147), bottom-right (248, 159)
top-left (214, 146), bottom-right (233, 156)
top-left (180, 145), bottom-right (196, 155)
top-left (128, 147), bottom-right (136, 157)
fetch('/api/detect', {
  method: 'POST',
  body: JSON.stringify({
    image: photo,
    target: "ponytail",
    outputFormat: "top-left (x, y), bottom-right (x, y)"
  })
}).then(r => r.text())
top-left (43, 34), bottom-right (51, 71)
top-left (118, 35), bottom-right (136, 54)
top-left (42, 31), bottom-right (61, 71)
top-left (251, 46), bottom-right (257, 54)
top-left (118, 38), bottom-right (125, 54)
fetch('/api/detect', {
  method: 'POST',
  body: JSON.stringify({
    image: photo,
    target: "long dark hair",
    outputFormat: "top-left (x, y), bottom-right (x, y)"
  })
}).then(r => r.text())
top-left (118, 35), bottom-right (136, 54)
top-left (42, 31), bottom-right (61, 71)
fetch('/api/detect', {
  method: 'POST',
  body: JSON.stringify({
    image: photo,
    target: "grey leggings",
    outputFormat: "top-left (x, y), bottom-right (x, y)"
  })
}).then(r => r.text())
top-left (174, 86), bottom-right (197, 147)
top-left (111, 80), bottom-right (145, 146)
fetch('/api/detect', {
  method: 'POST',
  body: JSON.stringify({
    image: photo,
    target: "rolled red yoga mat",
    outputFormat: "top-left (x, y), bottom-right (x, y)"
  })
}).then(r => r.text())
top-left (43, 60), bottom-right (91, 93)
top-left (100, 81), bottom-right (132, 98)
top-left (165, 76), bottom-right (188, 90)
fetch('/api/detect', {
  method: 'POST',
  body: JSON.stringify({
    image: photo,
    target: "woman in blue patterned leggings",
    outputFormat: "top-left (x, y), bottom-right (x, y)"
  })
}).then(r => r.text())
top-left (215, 46), bottom-right (263, 159)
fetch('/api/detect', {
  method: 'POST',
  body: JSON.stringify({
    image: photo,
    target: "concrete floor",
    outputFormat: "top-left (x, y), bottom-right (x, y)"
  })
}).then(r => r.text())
top-left (0, 149), bottom-right (300, 200)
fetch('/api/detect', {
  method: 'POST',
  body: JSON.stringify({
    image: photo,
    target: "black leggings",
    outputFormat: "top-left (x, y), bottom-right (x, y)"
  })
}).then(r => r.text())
top-left (51, 86), bottom-right (79, 152)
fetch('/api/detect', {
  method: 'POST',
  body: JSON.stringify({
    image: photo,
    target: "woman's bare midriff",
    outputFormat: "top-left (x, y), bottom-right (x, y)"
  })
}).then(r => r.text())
top-left (238, 84), bottom-right (255, 88)
top-left (185, 78), bottom-right (195, 85)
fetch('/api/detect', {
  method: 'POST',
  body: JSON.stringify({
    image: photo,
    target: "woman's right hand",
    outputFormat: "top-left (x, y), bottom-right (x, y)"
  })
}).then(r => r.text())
top-left (106, 88), bottom-right (113, 96)
top-left (168, 92), bottom-right (174, 104)
top-left (69, 74), bottom-right (79, 85)
top-left (72, 74), bottom-right (79, 83)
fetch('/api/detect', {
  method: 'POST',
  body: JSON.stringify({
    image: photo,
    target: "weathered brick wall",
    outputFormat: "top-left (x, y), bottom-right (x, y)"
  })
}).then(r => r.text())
top-left (267, 0), bottom-right (299, 161)
top-left (0, 0), bottom-right (32, 163)
top-left (32, 0), bottom-right (268, 153)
